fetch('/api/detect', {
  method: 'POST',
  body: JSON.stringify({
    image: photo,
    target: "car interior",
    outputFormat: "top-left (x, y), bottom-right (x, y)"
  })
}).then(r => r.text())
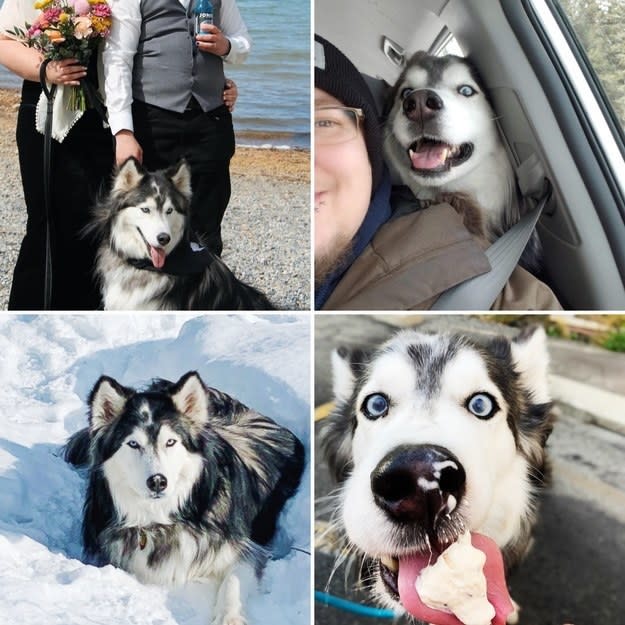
top-left (315, 0), bottom-right (625, 310)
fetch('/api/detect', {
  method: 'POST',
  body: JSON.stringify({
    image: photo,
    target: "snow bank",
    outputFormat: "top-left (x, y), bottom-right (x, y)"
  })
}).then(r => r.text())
top-left (0, 313), bottom-right (311, 625)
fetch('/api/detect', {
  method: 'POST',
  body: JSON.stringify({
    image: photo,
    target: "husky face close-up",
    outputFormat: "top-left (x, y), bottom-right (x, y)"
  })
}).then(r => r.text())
top-left (384, 52), bottom-right (518, 240)
top-left (92, 376), bottom-right (206, 523)
top-left (65, 371), bottom-right (305, 623)
top-left (102, 157), bottom-right (190, 270)
top-left (321, 327), bottom-right (555, 624)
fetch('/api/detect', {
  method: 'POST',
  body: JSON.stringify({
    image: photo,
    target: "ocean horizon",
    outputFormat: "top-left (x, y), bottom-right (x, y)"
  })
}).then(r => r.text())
top-left (0, 0), bottom-right (311, 149)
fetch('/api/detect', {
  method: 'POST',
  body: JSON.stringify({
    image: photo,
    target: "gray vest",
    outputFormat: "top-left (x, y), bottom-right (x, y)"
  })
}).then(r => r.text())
top-left (135, 0), bottom-right (226, 113)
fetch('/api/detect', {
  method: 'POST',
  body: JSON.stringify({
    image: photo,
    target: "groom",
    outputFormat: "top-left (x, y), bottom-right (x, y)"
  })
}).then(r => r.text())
top-left (103, 0), bottom-right (251, 256)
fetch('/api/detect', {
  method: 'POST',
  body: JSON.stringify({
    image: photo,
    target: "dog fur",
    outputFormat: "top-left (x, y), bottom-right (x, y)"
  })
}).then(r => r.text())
top-left (88, 158), bottom-right (274, 310)
top-left (384, 52), bottom-right (540, 267)
top-left (320, 326), bottom-right (555, 623)
top-left (64, 371), bottom-right (305, 624)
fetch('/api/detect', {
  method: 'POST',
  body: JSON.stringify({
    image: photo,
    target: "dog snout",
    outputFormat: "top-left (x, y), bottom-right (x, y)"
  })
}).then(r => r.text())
top-left (370, 444), bottom-right (465, 528)
top-left (402, 89), bottom-right (444, 121)
top-left (146, 473), bottom-right (168, 493)
top-left (157, 232), bottom-right (171, 246)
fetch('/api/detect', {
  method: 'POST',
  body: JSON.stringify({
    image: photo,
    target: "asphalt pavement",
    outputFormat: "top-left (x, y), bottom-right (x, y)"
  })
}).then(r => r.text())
top-left (313, 314), bottom-right (625, 625)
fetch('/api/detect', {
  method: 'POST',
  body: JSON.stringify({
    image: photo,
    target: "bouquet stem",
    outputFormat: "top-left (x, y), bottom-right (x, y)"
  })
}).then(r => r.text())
top-left (68, 84), bottom-right (87, 112)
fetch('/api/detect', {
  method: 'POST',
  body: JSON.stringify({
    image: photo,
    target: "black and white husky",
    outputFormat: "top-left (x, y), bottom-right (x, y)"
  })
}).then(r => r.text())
top-left (320, 327), bottom-right (555, 624)
top-left (384, 52), bottom-right (539, 265)
top-left (65, 371), bottom-right (305, 624)
top-left (89, 158), bottom-right (274, 310)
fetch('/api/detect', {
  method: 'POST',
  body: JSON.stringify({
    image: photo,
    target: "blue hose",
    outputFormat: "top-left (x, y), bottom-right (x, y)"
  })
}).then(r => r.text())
top-left (315, 591), bottom-right (398, 618)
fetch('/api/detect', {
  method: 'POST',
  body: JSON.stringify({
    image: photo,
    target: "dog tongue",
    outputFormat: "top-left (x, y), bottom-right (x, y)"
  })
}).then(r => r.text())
top-left (410, 144), bottom-right (449, 170)
top-left (397, 533), bottom-right (513, 625)
top-left (150, 246), bottom-right (166, 269)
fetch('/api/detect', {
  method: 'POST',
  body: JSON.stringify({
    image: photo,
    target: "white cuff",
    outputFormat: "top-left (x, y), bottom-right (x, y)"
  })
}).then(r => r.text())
top-left (108, 109), bottom-right (134, 136)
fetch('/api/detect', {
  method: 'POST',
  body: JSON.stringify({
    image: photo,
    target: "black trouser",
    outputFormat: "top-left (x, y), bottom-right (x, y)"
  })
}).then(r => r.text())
top-left (131, 100), bottom-right (235, 256)
top-left (9, 80), bottom-right (113, 310)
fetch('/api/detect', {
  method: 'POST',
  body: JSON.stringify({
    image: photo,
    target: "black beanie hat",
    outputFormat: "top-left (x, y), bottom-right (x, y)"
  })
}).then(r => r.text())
top-left (315, 34), bottom-right (384, 192)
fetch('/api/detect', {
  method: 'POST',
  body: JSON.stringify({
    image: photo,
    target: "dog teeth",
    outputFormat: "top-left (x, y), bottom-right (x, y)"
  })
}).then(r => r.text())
top-left (380, 556), bottom-right (399, 572)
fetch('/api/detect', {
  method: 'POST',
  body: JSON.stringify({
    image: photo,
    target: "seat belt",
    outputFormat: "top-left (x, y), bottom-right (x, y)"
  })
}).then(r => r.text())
top-left (431, 179), bottom-right (551, 311)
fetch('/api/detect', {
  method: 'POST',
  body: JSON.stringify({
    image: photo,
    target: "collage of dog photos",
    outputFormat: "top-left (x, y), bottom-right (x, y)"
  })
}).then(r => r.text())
top-left (0, 0), bottom-right (624, 625)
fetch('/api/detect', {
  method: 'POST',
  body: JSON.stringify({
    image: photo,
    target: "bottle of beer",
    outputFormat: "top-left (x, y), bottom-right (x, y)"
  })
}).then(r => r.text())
top-left (194, 0), bottom-right (214, 37)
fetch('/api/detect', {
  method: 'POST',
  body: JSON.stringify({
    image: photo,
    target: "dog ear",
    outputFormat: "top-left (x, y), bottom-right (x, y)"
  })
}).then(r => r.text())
top-left (89, 376), bottom-right (134, 429)
top-left (331, 346), bottom-right (358, 402)
top-left (511, 325), bottom-right (551, 403)
top-left (171, 371), bottom-right (209, 430)
top-left (167, 160), bottom-right (193, 201)
top-left (112, 157), bottom-right (145, 195)
top-left (321, 346), bottom-right (365, 483)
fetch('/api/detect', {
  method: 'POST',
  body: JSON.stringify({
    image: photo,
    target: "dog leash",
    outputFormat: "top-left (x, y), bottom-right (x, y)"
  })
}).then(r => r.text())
top-left (39, 59), bottom-right (57, 311)
top-left (315, 591), bottom-right (397, 619)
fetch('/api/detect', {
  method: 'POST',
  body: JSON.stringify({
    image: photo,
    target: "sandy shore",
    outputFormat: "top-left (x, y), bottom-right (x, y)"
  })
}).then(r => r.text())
top-left (0, 88), bottom-right (311, 310)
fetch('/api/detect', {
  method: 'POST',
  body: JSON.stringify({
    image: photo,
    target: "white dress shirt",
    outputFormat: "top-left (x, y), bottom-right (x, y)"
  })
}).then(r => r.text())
top-left (103, 0), bottom-right (251, 135)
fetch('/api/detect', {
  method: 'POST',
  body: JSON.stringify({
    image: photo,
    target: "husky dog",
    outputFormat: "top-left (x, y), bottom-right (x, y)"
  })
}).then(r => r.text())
top-left (89, 158), bottom-right (274, 310)
top-left (65, 371), bottom-right (305, 625)
top-left (320, 327), bottom-right (555, 624)
top-left (384, 52), bottom-right (539, 265)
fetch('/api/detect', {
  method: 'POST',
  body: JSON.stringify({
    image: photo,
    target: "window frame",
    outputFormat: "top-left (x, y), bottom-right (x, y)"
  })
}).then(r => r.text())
top-left (521, 0), bottom-right (625, 211)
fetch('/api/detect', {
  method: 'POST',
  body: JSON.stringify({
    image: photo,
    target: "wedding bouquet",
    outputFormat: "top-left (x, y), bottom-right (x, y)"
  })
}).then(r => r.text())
top-left (11, 0), bottom-right (112, 111)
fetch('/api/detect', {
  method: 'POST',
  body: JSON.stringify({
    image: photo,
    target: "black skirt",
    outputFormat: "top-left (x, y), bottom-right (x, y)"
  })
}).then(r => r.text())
top-left (9, 79), bottom-right (113, 310)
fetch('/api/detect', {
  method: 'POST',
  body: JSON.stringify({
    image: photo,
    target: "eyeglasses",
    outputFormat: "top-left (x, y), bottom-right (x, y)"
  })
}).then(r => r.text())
top-left (315, 106), bottom-right (365, 145)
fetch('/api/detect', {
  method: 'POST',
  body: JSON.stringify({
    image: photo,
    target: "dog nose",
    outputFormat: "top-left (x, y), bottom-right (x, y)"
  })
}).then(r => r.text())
top-left (424, 90), bottom-right (443, 111)
top-left (370, 444), bottom-right (465, 528)
top-left (146, 473), bottom-right (168, 493)
top-left (402, 89), bottom-right (444, 120)
top-left (157, 233), bottom-right (171, 246)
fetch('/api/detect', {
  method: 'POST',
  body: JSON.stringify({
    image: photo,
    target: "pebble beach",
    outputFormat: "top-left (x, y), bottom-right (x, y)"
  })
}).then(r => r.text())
top-left (0, 88), bottom-right (311, 311)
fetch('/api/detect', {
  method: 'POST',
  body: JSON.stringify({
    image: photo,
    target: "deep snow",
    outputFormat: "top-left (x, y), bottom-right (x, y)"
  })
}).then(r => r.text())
top-left (0, 313), bottom-right (311, 625)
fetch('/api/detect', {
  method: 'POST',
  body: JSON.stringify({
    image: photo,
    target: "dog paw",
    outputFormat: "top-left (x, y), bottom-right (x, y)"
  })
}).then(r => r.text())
top-left (436, 192), bottom-right (487, 240)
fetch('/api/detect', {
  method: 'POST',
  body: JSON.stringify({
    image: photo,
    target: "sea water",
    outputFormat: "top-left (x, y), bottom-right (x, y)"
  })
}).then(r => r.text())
top-left (0, 0), bottom-right (310, 149)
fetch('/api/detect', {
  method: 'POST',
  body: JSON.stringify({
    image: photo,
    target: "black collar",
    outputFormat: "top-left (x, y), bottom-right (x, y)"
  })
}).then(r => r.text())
top-left (127, 242), bottom-right (215, 276)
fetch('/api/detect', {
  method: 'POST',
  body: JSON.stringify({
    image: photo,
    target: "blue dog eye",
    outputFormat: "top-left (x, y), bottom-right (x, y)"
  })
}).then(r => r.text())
top-left (458, 84), bottom-right (476, 97)
top-left (362, 393), bottom-right (389, 420)
top-left (127, 440), bottom-right (140, 449)
top-left (466, 393), bottom-right (498, 419)
top-left (400, 87), bottom-right (414, 100)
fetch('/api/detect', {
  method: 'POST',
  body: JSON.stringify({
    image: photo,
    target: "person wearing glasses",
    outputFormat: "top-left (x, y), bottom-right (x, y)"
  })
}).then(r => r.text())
top-left (314, 34), bottom-right (560, 310)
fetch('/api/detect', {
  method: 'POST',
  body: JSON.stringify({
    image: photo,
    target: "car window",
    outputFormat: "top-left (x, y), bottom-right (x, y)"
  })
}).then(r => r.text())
top-left (556, 0), bottom-right (625, 130)
top-left (527, 0), bottom-right (625, 201)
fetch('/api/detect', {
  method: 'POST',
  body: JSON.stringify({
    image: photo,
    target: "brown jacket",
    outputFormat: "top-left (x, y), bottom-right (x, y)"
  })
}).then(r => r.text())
top-left (322, 203), bottom-right (561, 311)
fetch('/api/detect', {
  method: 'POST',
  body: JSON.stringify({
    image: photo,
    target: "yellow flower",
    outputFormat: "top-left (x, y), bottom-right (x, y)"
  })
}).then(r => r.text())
top-left (91, 15), bottom-right (112, 34)
top-left (59, 13), bottom-right (70, 24)
top-left (34, 0), bottom-right (53, 9)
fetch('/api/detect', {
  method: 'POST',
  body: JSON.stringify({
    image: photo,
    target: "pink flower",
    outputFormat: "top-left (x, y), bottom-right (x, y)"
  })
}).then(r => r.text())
top-left (42, 7), bottom-right (62, 23)
top-left (91, 4), bottom-right (112, 18)
top-left (73, 16), bottom-right (93, 39)
top-left (69, 0), bottom-right (91, 16)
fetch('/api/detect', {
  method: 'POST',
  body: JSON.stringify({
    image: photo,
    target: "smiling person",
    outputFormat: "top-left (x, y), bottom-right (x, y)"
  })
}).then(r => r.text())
top-left (314, 34), bottom-right (560, 311)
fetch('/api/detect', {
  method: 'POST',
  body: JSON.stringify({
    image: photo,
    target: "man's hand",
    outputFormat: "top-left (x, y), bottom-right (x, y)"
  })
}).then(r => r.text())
top-left (195, 23), bottom-right (231, 57)
top-left (223, 79), bottom-right (238, 112)
top-left (115, 130), bottom-right (143, 167)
